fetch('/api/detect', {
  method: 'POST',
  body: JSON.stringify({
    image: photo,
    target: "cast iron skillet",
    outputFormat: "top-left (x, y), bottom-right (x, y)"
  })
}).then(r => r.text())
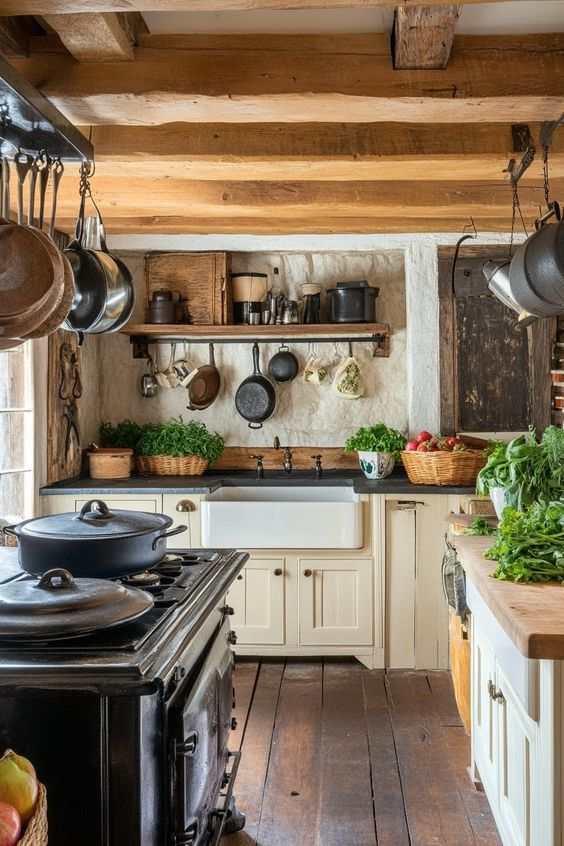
top-left (268, 344), bottom-right (299, 383)
top-left (235, 342), bottom-right (276, 429)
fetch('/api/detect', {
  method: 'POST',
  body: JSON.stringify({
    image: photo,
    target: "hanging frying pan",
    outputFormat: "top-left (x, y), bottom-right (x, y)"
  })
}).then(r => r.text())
top-left (186, 343), bottom-right (221, 410)
top-left (235, 343), bottom-right (276, 429)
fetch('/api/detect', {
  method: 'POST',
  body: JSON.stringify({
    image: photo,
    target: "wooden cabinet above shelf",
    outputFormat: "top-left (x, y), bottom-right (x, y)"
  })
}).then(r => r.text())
top-left (121, 322), bottom-right (391, 357)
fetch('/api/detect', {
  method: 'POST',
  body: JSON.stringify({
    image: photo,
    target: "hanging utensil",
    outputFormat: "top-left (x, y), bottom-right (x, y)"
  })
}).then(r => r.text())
top-left (49, 157), bottom-right (64, 239)
top-left (186, 342), bottom-right (221, 410)
top-left (235, 342), bottom-right (276, 429)
top-left (37, 152), bottom-right (50, 231)
top-left (0, 568), bottom-right (154, 641)
top-left (2, 158), bottom-right (9, 221)
top-left (268, 344), bottom-right (299, 383)
top-left (14, 150), bottom-right (32, 227)
top-left (27, 154), bottom-right (40, 227)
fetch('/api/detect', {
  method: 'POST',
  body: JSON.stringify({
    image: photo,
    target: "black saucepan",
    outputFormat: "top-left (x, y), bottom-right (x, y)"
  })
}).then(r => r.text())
top-left (3, 499), bottom-right (187, 578)
top-left (268, 344), bottom-right (299, 383)
top-left (235, 342), bottom-right (276, 429)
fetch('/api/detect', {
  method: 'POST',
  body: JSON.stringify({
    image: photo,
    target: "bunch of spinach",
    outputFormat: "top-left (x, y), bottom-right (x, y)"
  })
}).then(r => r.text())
top-left (486, 500), bottom-right (564, 582)
top-left (345, 424), bottom-right (406, 460)
top-left (137, 417), bottom-right (224, 463)
top-left (476, 427), bottom-right (564, 510)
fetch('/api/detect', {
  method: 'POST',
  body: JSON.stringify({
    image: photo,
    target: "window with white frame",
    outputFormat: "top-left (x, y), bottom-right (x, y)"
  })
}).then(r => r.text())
top-left (0, 342), bottom-right (35, 531)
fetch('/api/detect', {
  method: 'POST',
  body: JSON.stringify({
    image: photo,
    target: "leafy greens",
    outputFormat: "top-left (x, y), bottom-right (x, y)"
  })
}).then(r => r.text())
top-left (137, 417), bottom-right (224, 463)
top-left (486, 500), bottom-right (564, 583)
top-left (344, 424), bottom-right (406, 460)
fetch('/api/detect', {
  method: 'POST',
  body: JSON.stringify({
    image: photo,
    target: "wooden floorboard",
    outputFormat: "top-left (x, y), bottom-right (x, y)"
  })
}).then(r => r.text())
top-left (224, 662), bottom-right (501, 846)
top-left (318, 662), bottom-right (377, 846)
top-left (230, 660), bottom-right (260, 752)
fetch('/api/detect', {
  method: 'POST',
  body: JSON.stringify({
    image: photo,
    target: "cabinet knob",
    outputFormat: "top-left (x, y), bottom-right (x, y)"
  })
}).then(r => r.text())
top-left (304, 569), bottom-right (313, 578)
top-left (274, 568), bottom-right (283, 576)
top-left (487, 680), bottom-right (505, 703)
top-left (236, 574), bottom-right (243, 581)
top-left (176, 499), bottom-right (196, 513)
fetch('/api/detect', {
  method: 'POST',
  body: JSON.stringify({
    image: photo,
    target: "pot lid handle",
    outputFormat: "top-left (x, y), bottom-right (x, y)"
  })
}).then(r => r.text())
top-left (76, 499), bottom-right (113, 522)
top-left (36, 569), bottom-right (75, 591)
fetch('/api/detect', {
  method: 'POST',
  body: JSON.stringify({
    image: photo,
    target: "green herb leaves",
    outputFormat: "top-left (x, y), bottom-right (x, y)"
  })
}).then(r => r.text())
top-left (487, 500), bottom-right (564, 583)
top-left (344, 424), bottom-right (406, 459)
top-left (137, 418), bottom-right (224, 463)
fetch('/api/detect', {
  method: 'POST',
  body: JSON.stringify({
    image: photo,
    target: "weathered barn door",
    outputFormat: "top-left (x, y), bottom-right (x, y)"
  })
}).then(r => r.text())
top-left (438, 246), bottom-right (555, 434)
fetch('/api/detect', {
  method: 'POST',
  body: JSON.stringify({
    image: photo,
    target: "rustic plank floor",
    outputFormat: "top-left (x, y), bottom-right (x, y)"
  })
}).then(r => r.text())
top-left (223, 659), bottom-right (501, 846)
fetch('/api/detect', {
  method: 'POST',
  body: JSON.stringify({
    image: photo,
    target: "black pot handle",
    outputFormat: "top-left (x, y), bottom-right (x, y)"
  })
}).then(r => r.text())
top-left (252, 342), bottom-right (261, 375)
top-left (37, 569), bottom-right (75, 590)
top-left (248, 422), bottom-right (263, 430)
top-left (535, 200), bottom-right (562, 231)
top-left (151, 524), bottom-right (187, 550)
top-left (77, 499), bottom-right (113, 521)
top-left (2, 525), bottom-right (17, 539)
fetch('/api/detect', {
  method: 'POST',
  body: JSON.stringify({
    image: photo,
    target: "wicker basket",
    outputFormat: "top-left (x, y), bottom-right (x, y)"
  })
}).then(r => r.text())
top-left (136, 454), bottom-right (209, 476)
top-left (19, 784), bottom-right (48, 846)
top-left (401, 449), bottom-right (486, 487)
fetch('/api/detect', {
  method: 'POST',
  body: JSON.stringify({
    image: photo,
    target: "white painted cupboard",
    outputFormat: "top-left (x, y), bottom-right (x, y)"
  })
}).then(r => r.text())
top-left (40, 489), bottom-right (452, 670)
top-left (469, 581), bottom-right (558, 846)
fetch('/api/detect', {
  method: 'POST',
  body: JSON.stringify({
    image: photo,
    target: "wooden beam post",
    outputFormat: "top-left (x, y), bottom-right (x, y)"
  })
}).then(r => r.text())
top-left (42, 11), bottom-right (146, 61)
top-left (393, 5), bottom-right (460, 69)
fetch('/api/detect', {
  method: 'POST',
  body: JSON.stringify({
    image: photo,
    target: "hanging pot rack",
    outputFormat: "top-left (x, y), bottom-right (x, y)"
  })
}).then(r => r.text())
top-left (0, 55), bottom-right (92, 162)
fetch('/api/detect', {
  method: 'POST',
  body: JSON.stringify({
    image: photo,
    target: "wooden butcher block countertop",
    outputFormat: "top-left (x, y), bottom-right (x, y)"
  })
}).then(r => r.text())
top-left (455, 535), bottom-right (564, 660)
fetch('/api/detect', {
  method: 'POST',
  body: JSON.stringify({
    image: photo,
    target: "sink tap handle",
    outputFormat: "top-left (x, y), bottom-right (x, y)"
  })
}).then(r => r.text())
top-left (311, 454), bottom-right (323, 477)
top-left (273, 436), bottom-right (281, 450)
top-left (283, 446), bottom-right (293, 474)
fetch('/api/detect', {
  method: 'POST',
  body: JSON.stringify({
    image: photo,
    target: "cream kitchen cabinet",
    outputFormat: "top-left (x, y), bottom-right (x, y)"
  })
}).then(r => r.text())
top-left (41, 493), bottom-right (163, 515)
top-left (298, 557), bottom-right (373, 647)
top-left (470, 589), bottom-right (547, 846)
top-left (227, 557), bottom-right (286, 645)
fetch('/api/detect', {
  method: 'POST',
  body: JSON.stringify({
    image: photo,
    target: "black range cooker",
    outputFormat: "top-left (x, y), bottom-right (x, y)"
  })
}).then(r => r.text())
top-left (0, 548), bottom-right (248, 846)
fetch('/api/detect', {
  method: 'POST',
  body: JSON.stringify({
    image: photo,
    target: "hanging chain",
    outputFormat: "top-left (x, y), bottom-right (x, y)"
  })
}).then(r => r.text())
top-left (543, 144), bottom-right (551, 207)
top-left (79, 159), bottom-right (95, 200)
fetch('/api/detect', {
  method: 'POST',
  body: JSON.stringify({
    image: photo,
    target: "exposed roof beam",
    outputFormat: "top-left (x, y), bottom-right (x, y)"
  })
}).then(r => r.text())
top-left (0, 0), bottom-right (530, 13)
top-left (393, 5), bottom-right (460, 70)
top-left (48, 175), bottom-right (556, 231)
top-left (86, 122), bottom-right (564, 182)
top-left (15, 33), bottom-right (564, 125)
top-left (0, 16), bottom-right (35, 56)
top-left (43, 11), bottom-right (146, 61)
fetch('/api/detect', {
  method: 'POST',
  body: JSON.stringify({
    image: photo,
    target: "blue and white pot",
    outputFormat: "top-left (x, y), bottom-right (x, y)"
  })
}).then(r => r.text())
top-left (358, 450), bottom-right (395, 480)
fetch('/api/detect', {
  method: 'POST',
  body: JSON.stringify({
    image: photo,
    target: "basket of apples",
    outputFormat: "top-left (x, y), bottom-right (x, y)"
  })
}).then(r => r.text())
top-left (401, 431), bottom-right (487, 486)
top-left (0, 750), bottom-right (47, 846)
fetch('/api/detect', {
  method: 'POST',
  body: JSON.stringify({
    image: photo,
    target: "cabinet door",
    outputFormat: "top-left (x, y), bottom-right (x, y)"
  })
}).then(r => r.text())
top-left (496, 664), bottom-right (535, 846)
top-left (227, 557), bottom-right (285, 645)
top-left (74, 497), bottom-right (161, 513)
top-left (472, 620), bottom-right (498, 803)
top-left (298, 558), bottom-right (373, 646)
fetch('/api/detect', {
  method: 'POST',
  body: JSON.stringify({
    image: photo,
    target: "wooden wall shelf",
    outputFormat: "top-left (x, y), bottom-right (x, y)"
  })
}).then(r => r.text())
top-left (121, 322), bottom-right (391, 357)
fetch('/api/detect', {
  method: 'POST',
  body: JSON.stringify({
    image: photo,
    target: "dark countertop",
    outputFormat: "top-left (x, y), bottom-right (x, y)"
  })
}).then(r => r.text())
top-left (40, 469), bottom-right (475, 497)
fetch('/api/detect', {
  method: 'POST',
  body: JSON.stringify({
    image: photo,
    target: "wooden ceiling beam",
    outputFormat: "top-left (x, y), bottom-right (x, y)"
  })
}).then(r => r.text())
top-left (393, 5), bottom-right (460, 69)
top-left (14, 33), bottom-right (564, 125)
top-left (0, 16), bottom-right (35, 56)
top-left (0, 0), bottom-right (530, 14)
top-left (85, 122), bottom-right (564, 182)
top-left (42, 11), bottom-right (146, 61)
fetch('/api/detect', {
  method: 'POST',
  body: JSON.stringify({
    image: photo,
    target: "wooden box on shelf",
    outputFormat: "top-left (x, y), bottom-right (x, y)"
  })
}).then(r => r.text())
top-left (145, 252), bottom-right (233, 325)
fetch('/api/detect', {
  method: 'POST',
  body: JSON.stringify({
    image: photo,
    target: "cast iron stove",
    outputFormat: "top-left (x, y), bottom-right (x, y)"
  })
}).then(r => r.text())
top-left (0, 546), bottom-right (249, 846)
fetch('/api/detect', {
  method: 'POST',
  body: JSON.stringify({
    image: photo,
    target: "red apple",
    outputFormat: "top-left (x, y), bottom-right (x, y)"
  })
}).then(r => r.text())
top-left (416, 430), bottom-right (433, 443)
top-left (405, 440), bottom-right (419, 451)
top-left (0, 751), bottom-right (38, 824)
top-left (0, 802), bottom-right (21, 846)
top-left (417, 441), bottom-right (431, 452)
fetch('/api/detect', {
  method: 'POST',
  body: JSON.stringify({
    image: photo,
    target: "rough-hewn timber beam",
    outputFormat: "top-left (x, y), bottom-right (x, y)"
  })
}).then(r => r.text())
top-left (43, 11), bottom-right (146, 61)
top-left (393, 5), bottom-right (460, 69)
top-left (0, 16), bottom-right (34, 56)
top-left (0, 0), bottom-right (530, 15)
top-left (85, 122), bottom-right (564, 182)
top-left (14, 33), bottom-right (564, 125)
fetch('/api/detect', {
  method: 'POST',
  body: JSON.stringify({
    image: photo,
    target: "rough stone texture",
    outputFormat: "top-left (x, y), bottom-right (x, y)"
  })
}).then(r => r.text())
top-left (95, 250), bottom-right (407, 447)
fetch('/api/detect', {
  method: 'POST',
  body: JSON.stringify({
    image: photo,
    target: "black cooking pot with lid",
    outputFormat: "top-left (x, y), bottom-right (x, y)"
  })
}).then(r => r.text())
top-left (0, 567), bottom-right (154, 640)
top-left (3, 499), bottom-right (187, 579)
top-left (327, 281), bottom-right (379, 323)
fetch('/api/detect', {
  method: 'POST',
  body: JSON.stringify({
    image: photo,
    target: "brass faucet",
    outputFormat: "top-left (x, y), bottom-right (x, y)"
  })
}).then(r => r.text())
top-left (273, 437), bottom-right (293, 474)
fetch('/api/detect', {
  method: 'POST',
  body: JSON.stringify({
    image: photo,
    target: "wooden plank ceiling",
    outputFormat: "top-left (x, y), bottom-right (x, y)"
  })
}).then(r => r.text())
top-left (2, 1), bottom-right (563, 235)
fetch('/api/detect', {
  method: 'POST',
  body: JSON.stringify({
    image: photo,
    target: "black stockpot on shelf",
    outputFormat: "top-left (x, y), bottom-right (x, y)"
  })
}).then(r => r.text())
top-left (3, 499), bottom-right (187, 578)
top-left (327, 281), bottom-right (379, 323)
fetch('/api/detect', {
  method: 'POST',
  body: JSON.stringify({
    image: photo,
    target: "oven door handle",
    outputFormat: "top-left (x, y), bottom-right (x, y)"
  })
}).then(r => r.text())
top-left (208, 750), bottom-right (242, 846)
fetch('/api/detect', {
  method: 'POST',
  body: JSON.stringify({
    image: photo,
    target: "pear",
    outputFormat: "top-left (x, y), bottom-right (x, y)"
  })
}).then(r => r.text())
top-left (0, 751), bottom-right (38, 824)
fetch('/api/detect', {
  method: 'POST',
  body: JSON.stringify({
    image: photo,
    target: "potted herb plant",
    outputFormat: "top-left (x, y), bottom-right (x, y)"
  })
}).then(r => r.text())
top-left (136, 418), bottom-right (224, 476)
top-left (345, 423), bottom-right (406, 480)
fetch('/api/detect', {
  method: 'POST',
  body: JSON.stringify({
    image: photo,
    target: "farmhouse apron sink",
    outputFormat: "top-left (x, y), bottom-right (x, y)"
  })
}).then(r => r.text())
top-left (201, 486), bottom-right (363, 549)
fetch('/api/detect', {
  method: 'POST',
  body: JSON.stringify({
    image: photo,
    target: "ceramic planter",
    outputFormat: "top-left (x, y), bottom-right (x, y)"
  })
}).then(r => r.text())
top-left (489, 486), bottom-right (508, 520)
top-left (357, 450), bottom-right (395, 480)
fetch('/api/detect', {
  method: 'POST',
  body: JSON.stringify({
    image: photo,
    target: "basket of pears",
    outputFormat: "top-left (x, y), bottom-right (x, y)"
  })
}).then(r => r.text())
top-left (0, 750), bottom-right (46, 845)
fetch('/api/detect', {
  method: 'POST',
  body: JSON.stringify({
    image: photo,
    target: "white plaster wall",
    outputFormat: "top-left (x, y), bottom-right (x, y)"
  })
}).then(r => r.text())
top-left (108, 232), bottom-right (522, 437)
top-left (96, 250), bottom-right (407, 447)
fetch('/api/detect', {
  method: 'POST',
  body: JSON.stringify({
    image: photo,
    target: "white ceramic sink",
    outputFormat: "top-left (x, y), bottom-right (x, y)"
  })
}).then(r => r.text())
top-left (201, 486), bottom-right (363, 549)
